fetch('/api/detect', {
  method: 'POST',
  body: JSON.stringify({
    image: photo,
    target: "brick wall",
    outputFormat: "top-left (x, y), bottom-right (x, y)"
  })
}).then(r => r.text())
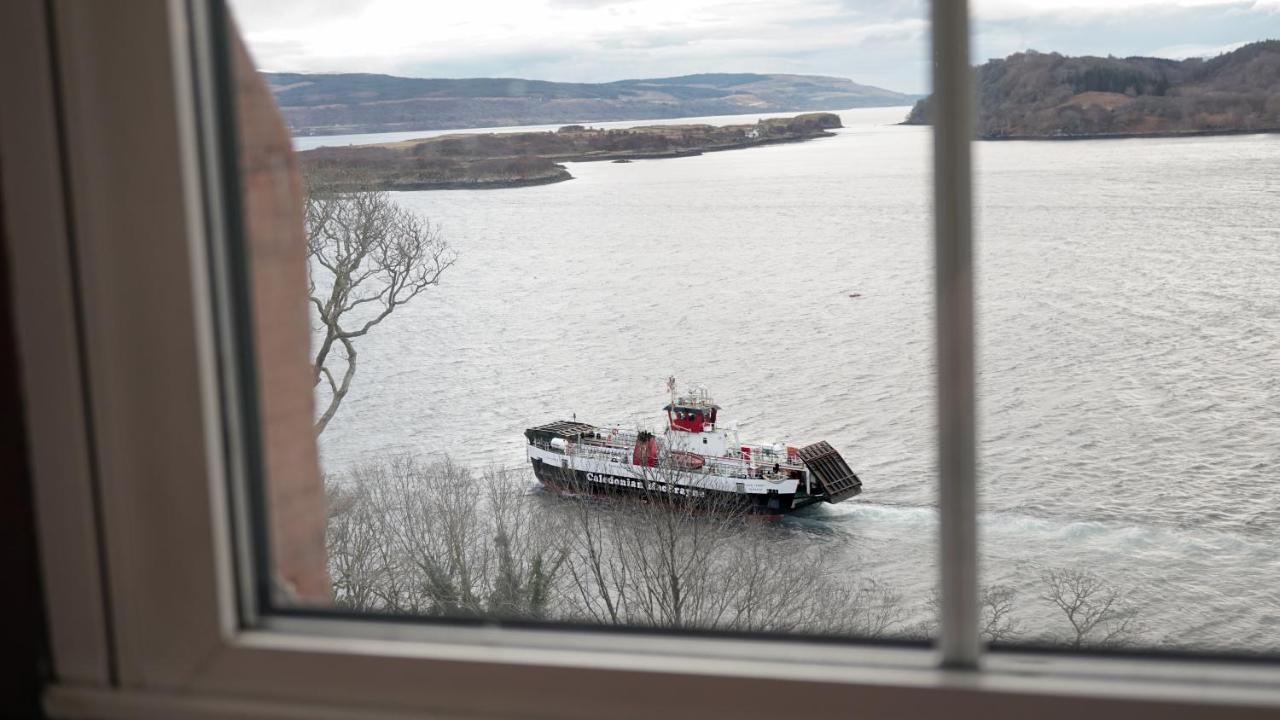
top-left (232, 28), bottom-right (331, 604)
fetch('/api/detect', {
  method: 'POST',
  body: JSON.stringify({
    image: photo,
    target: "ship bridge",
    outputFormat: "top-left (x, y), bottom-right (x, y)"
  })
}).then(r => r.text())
top-left (663, 386), bottom-right (720, 433)
top-left (663, 386), bottom-right (734, 456)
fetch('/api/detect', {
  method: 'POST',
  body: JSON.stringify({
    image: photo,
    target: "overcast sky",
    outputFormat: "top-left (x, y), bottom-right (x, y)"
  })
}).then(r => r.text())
top-left (230, 0), bottom-right (1280, 94)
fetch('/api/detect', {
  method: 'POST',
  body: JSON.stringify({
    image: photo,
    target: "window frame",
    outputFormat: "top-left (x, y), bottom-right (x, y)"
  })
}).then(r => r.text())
top-left (6, 0), bottom-right (1280, 717)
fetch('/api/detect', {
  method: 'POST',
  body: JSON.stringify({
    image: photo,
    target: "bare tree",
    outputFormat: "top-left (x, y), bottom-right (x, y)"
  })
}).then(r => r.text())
top-left (555, 455), bottom-right (906, 636)
top-left (806, 577), bottom-right (906, 638)
top-left (1040, 567), bottom-right (1138, 649)
top-left (979, 585), bottom-right (1024, 643)
top-left (484, 471), bottom-right (568, 619)
top-left (384, 457), bottom-right (494, 617)
top-left (323, 453), bottom-right (907, 637)
top-left (906, 584), bottom-right (1024, 643)
top-left (325, 457), bottom-right (569, 618)
top-left (305, 181), bottom-right (455, 434)
top-left (325, 464), bottom-right (422, 612)
top-left (560, 493), bottom-right (634, 626)
top-left (325, 480), bottom-right (385, 610)
top-left (556, 461), bottom-right (748, 629)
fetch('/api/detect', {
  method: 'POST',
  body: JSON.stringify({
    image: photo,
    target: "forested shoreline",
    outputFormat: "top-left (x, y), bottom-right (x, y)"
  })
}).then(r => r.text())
top-left (905, 41), bottom-right (1280, 139)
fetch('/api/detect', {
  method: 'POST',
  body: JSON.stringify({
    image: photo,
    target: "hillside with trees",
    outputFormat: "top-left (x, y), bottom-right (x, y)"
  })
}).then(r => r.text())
top-left (268, 71), bottom-right (911, 136)
top-left (905, 40), bottom-right (1280, 138)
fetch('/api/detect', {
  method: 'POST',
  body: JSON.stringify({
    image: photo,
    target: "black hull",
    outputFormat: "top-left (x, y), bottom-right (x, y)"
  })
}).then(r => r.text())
top-left (530, 458), bottom-right (820, 515)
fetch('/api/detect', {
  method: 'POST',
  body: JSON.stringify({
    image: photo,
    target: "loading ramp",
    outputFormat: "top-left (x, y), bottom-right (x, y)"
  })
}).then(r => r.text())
top-left (797, 441), bottom-right (862, 503)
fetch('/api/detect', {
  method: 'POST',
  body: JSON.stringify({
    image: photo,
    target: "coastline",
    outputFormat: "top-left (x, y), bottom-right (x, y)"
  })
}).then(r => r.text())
top-left (566, 132), bottom-right (837, 162)
top-left (984, 127), bottom-right (1280, 141)
top-left (384, 174), bottom-right (574, 191)
top-left (378, 133), bottom-right (836, 190)
top-left (300, 113), bottom-right (842, 191)
top-left (899, 121), bottom-right (1280, 142)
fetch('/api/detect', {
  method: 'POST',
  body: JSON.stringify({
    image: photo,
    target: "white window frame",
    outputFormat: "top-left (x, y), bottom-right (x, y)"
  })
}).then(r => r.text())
top-left (5, 1), bottom-right (1280, 718)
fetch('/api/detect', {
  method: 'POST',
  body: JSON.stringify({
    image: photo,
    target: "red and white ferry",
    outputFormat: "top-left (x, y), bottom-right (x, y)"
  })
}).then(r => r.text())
top-left (524, 380), bottom-right (862, 514)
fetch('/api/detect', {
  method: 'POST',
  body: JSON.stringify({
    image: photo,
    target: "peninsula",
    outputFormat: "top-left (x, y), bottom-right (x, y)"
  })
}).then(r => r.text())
top-left (298, 112), bottom-right (842, 191)
top-left (904, 40), bottom-right (1280, 139)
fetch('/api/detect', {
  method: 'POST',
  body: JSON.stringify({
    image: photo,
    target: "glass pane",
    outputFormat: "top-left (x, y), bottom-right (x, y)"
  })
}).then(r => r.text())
top-left (226, 0), bottom-right (940, 640)
top-left (959, 3), bottom-right (1280, 653)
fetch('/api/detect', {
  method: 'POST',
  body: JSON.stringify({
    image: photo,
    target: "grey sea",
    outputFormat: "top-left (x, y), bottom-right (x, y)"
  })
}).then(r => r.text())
top-left (303, 106), bottom-right (1280, 653)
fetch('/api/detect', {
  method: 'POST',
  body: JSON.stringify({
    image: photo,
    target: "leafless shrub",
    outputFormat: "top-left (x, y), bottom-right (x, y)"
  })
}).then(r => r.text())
top-left (484, 471), bottom-right (568, 619)
top-left (325, 480), bottom-right (388, 610)
top-left (324, 458), bottom-right (564, 618)
top-left (555, 460), bottom-right (755, 629)
top-left (325, 455), bottom-right (907, 638)
top-left (979, 584), bottom-right (1025, 643)
top-left (559, 489), bottom-right (905, 635)
top-left (903, 584), bottom-right (1025, 643)
top-left (562, 493), bottom-right (904, 635)
top-left (1040, 567), bottom-right (1139, 649)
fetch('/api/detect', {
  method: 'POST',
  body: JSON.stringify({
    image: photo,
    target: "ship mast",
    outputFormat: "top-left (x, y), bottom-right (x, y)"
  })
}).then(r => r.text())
top-left (670, 376), bottom-right (680, 425)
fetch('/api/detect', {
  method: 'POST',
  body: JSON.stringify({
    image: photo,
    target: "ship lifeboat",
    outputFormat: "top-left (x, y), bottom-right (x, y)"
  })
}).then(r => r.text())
top-left (669, 451), bottom-right (706, 470)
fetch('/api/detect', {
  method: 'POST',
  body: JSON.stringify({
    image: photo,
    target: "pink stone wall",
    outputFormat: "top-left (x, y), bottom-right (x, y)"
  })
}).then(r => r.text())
top-left (232, 27), bottom-right (331, 603)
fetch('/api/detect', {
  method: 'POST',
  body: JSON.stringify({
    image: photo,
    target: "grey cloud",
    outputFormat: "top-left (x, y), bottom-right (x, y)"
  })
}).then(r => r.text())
top-left (228, 0), bottom-right (370, 28)
top-left (233, 0), bottom-right (1277, 97)
top-left (545, 0), bottom-right (640, 7)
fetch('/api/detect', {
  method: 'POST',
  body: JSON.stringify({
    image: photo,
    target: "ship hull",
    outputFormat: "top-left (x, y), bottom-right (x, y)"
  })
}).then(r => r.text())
top-left (529, 456), bottom-right (817, 515)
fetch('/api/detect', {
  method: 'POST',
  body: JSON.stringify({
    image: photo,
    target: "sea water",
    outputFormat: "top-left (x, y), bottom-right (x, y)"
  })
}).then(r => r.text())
top-left (310, 107), bottom-right (1280, 652)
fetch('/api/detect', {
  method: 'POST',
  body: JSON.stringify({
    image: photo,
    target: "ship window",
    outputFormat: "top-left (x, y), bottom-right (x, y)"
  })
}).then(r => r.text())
top-left (15, 1), bottom-right (1280, 718)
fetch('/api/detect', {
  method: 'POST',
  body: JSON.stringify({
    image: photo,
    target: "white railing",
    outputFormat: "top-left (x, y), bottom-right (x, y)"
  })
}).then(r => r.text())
top-left (566, 443), bottom-right (800, 482)
top-left (534, 432), bottom-right (806, 481)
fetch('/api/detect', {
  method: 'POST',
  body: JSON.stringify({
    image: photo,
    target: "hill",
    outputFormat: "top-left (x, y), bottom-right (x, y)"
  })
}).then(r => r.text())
top-left (904, 41), bottom-right (1280, 138)
top-left (265, 72), bottom-right (913, 136)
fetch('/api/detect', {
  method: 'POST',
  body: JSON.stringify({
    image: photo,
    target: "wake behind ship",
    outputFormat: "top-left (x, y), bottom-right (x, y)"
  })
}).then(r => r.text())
top-left (524, 382), bottom-right (862, 514)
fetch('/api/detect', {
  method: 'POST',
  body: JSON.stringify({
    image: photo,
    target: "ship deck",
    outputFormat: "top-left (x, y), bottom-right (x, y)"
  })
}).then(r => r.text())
top-left (527, 421), bottom-right (807, 481)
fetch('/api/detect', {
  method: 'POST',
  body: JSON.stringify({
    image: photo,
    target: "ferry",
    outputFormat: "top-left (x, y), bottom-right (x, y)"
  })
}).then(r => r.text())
top-left (524, 380), bottom-right (862, 514)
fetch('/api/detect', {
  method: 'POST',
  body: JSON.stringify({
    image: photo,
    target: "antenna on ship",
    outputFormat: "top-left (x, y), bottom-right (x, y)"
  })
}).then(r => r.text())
top-left (665, 375), bottom-right (678, 432)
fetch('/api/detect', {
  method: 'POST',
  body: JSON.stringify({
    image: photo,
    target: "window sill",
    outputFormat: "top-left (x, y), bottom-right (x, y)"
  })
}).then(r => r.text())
top-left (46, 623), bottom-right (1280, 720)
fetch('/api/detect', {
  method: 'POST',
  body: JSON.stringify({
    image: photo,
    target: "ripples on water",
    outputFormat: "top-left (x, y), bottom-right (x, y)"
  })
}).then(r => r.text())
top-left (314, 107), bottom-right (1280, 652)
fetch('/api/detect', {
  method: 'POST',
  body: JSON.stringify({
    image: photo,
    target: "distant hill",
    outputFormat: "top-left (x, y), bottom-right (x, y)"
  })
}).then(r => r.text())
top-left (264, 71), bottom-right (915, 136)
top-left (904, 40), bottom-right (1280, 138)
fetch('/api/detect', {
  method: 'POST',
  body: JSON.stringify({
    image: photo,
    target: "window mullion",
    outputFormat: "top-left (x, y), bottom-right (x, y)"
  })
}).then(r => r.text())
top-left (931, 0), bottom-right (980, 668)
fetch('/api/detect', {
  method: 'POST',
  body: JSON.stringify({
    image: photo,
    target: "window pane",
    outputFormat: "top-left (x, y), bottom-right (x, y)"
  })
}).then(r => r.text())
top-left (226, 0), bottom-right (940, 640)
top-left (960, 3), bottom-right (1280, 653)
